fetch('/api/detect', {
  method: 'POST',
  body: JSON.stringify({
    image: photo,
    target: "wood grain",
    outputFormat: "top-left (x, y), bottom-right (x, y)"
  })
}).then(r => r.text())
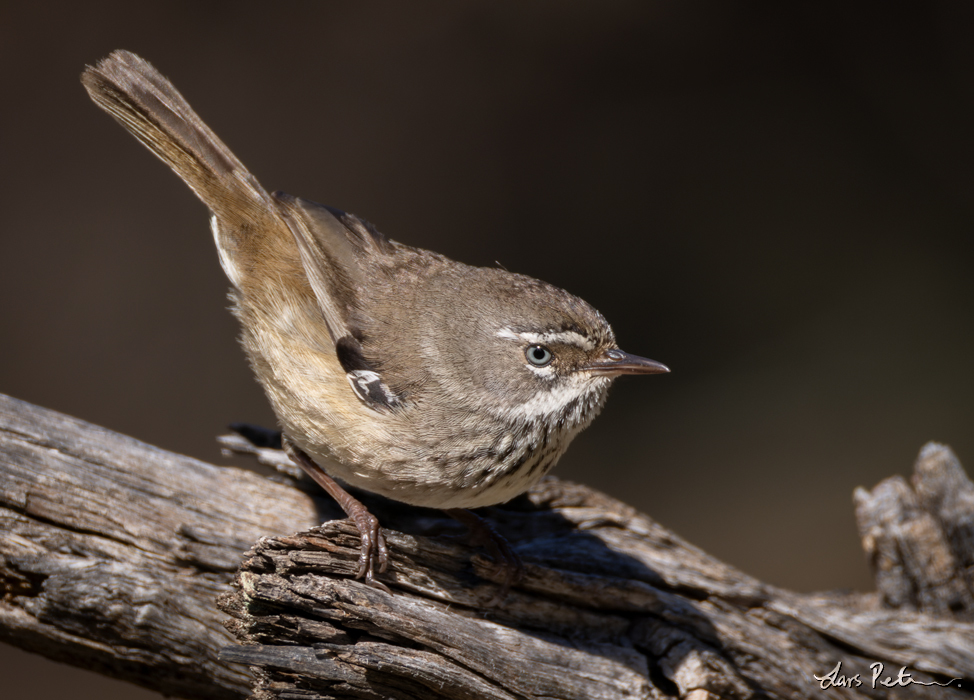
top-left (0, 392), bottom-right (970, 699)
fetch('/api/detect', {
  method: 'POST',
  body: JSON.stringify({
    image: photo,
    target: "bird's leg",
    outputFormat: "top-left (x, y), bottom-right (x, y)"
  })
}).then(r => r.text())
top-left (445, 508), bottom-right (524, 603)
top-left (284, 441), bottom-right (390, 592)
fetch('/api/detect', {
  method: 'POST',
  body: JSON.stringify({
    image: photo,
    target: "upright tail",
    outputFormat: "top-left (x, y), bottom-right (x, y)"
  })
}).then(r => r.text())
top-left (81, 50), bottom-right (278, 287)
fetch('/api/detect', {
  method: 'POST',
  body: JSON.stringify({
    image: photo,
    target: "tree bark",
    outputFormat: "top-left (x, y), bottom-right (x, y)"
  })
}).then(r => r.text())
top-left (0, 391), bottom-right (970, 699)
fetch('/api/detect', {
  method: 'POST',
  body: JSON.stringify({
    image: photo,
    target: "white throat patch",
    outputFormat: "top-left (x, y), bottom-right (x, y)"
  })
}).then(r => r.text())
top-left (510, 372), bottom-right (606, 422)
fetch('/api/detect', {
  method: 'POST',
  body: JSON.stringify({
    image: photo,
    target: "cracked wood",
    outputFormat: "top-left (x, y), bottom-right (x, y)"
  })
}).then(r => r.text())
top-left (0, 392), bottom-right (972, 699)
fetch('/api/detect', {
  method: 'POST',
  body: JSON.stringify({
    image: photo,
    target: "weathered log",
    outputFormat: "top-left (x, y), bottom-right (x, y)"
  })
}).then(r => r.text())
top-left (855, 443), bottom-right (974, 620)
top-left (0, 392), bottom-right (320, 699)
top-left (0, 391), bottom-right (971, 699)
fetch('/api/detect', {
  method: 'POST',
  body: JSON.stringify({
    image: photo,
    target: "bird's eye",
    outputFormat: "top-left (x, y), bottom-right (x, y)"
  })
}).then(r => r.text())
top-left (525, 345), bottom-right (553, 366)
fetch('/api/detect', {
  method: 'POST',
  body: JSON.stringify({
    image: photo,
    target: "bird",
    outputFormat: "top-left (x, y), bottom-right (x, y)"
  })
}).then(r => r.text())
top-left (82, 50), bottom-right (669, 593)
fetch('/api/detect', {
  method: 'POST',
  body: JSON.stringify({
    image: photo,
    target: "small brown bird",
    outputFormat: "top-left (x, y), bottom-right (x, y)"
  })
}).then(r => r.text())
top-left (82, 50), bottom-right (668, 591)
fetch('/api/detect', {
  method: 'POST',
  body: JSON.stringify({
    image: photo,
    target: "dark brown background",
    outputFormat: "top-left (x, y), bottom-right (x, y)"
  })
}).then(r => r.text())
top-left (3, 1), bottom-right (974, 697)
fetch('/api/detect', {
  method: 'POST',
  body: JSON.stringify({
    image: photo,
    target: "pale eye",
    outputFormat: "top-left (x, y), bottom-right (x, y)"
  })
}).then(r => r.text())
top-left (525, 345), bottom-right (553, 366)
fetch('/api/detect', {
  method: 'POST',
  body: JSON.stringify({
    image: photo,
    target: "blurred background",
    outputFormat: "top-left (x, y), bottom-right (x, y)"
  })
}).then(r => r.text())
top-left (3, 1), bottom-right (974, 697)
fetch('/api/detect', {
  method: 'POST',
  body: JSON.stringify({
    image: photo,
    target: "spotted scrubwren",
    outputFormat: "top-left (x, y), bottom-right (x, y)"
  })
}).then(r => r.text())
top-left (81, 50), bottom-right (669, 594)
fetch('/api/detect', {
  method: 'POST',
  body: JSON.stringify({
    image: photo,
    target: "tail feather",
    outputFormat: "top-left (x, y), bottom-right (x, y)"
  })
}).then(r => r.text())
top-left (82, 50), bottom-right (276, 279)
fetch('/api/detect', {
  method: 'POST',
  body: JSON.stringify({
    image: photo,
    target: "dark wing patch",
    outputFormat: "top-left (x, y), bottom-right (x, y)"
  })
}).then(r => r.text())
top-left (335, 335), bottom-right (371, 372)
top-left (346, 369), bottom-right (402, 412)
top-left (336, 335), bottom-right (402, 412)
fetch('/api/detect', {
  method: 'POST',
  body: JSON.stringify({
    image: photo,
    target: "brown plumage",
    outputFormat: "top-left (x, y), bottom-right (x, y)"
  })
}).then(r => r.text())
top-left (82, 50), bottom-right (668, 590)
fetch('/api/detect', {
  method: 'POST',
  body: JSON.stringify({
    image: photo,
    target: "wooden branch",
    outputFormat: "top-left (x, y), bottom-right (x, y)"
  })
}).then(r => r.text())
top-left (855, 443), bottom-right (974, 620)
top-left (0, 392), bottom-right (971, 699)
top-left (0, 392), bottom-right (322, 699)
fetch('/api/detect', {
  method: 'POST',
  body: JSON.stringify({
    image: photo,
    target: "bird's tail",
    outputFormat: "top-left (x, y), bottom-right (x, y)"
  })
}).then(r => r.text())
top-left (82, 50), bottom-right (278, 287)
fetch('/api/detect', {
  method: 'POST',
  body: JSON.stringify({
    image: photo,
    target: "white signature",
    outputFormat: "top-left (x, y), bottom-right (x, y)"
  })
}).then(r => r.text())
top-left (814, 661), bottom-right (961, 689)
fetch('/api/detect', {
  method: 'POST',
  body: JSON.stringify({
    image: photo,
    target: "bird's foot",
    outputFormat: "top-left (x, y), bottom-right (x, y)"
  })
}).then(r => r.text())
top-left (284, 441), bottom-right (390, 592)
top-left (341, 496), bottom-right (390, 591)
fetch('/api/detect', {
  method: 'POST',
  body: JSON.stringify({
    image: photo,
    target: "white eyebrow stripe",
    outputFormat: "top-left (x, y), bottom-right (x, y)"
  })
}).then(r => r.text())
top-left (496, 327), bottom-right (596, 351)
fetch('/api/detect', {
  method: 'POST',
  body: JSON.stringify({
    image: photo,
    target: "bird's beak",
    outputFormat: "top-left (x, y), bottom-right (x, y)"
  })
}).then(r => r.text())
top-left (580, 348), bottom-right (670, 377)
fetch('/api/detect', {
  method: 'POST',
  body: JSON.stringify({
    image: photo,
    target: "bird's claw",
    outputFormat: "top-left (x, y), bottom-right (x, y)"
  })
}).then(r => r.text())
top-left (348, 507), bottom-right (390, 592)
